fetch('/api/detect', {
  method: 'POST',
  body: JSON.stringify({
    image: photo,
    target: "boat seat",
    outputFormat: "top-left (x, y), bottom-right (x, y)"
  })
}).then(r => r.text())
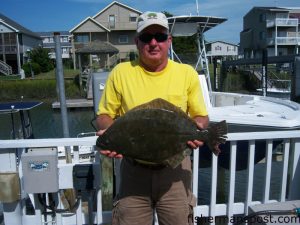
top-left (198, 74), bottom-right (212, 109)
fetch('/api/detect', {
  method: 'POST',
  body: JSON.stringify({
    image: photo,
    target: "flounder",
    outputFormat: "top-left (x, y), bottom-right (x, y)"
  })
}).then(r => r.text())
top-left (96, 98), bottom-right (227, 168)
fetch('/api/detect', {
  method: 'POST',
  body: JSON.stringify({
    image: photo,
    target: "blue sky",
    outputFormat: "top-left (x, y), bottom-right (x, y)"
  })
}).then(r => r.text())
top-left (1, 0), bottom-right (299, 44)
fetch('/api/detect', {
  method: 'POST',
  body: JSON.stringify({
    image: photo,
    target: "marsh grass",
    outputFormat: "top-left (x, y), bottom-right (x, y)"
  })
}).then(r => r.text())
top-left (0, 79), bottom-right (81, 101)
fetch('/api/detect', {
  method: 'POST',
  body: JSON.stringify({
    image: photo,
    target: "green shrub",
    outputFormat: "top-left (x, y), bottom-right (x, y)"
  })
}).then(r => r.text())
top-left (29, 47), bottom-right (54, 73)
top-left (0, 79), bottom-right (81, 101)
top-left (22, 62), bottom-right (41, 77)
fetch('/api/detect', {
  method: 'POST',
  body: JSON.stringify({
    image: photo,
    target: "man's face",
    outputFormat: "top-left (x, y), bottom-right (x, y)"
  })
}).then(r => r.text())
top-left (135, 25), bottom-right (171, 70)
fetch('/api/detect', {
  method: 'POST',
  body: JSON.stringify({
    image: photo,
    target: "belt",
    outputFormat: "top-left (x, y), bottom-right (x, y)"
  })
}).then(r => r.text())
top-left (131, 159), bottom-right (166, 170)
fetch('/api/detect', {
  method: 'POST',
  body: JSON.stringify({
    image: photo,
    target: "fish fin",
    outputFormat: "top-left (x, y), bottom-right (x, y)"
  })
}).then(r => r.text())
top-left (130, 98), bottom-right (188, 116)
top-left (206, 120), bottom-right (228, 156)
top-left (163, 148), bottom-right (192, 168)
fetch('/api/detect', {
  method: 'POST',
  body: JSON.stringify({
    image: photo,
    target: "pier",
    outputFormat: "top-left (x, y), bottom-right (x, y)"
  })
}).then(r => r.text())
top-left (52, 99), bottom-right (93, 109)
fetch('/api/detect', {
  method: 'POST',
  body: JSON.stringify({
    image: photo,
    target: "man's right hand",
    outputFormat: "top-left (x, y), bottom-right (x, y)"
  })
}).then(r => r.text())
top-left (99, 150), bottom-right (123, 158)
top-left (96, 129), bottom-right (123, 158)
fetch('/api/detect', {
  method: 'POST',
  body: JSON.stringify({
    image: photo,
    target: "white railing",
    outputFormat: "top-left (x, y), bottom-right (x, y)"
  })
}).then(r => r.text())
top-left (0, 60), bottom-right (12, 75)
top-left (267, 37), bottom-right (300, 45)
top-left (0, 130), bottom-right (300, 225)
top-left (267, 18), bottom-right (298, 27)
top-left (193, 130), bottom-right (300, 225)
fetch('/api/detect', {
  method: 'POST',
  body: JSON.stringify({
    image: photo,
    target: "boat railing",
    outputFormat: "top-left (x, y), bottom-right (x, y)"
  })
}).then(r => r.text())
top-left (0, 130), bottom-right (299, 225)
top-left (192, 130), bottom-right (300, 225)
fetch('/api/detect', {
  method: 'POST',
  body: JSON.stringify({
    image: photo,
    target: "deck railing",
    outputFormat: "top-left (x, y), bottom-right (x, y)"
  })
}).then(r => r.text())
top-left (0, 60), bottom-right (12, 76)
top-left (0, 130), bottom-right (299, 225)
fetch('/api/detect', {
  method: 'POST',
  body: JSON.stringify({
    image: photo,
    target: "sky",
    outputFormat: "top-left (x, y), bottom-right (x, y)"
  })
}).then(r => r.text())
top-left (1, 0), bottom-right (299, 44)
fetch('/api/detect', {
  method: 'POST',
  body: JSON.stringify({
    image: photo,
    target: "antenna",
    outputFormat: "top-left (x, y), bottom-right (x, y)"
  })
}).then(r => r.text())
top-left (196, 0), bottom-right (199, 15)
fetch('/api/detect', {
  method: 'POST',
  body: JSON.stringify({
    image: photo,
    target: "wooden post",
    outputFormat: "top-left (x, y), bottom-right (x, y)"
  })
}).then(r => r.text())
top-left (261, 49), bottom-right (268, 97)
top-left (220, 62), bottom-right (227, 92)
top-left (291, 56), bottom-right (300, 102)
top-left (100, 156), bottom-right (113, 210)
top-left (78, 54), bottom-right (83, 93)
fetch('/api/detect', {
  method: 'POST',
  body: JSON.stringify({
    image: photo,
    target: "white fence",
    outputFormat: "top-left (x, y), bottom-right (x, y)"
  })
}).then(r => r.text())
top-left (0, 130), bottom-right (300, 225)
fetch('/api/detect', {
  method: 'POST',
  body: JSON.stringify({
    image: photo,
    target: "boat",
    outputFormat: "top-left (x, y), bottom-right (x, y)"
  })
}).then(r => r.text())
top-left (0, 101), bottom-right (42, 139)
top-left (165, 15), bottom-right (300, 170)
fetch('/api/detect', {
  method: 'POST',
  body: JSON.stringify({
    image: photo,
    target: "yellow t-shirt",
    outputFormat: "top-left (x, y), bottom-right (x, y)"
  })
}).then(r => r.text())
top-left (97, 59), bottom-right (208, 118)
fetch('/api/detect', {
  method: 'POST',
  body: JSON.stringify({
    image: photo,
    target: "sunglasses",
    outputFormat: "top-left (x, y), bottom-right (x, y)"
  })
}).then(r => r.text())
top-left (138, 33), bottom-right (169, 43)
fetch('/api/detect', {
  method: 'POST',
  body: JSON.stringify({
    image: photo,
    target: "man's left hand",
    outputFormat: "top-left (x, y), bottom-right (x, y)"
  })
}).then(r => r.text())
top-left (187, 140), bottom-right (204, 149)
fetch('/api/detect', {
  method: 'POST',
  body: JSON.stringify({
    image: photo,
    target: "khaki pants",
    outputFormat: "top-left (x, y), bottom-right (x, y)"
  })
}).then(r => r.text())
top-left (112, 156), bottom-right (196, 225)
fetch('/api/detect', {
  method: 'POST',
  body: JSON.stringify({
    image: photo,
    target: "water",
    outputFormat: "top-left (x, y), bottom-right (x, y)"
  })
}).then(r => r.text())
top-left (0, 103), bottom-right (96, 139)
top-left (198, 161), bottom-right (283, 205)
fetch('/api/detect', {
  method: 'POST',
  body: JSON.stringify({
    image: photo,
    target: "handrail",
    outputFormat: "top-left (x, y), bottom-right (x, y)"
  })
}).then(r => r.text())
top-left (0, 60), bottom-right (12, 75)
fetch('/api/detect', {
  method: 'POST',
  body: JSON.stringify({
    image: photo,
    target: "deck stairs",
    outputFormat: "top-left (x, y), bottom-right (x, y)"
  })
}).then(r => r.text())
top-left (80, 68), bottom-right (93, 99)
top-left (0, 60), bottom-right (12, 75)
top-left (244, 68), bottom-right (292, 93)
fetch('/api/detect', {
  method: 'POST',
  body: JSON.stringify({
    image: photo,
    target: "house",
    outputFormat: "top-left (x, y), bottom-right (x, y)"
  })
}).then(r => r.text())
top-left (69, 1), bottom-right (141, 69)
top-left (37, 31), bottom-right (72, 60)
top-left (240, 7), bottom-right (300, 59)
top-left (206, 41), bottom-right (239, 63)
top-left (0, 13), bottom-right (42, 75)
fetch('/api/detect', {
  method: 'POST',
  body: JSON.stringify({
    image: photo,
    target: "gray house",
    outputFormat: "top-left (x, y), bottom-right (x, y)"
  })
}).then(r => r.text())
top-left (69, 1), bottom-right (141, 69)
top-left (206, 41), bottom-right (239, 63)
top-left (240, 7), bottom-right (300, 59)
top-left (38, 31), bottom-right (72, 60)
top-left (0, 13), bottom-right (42, 75)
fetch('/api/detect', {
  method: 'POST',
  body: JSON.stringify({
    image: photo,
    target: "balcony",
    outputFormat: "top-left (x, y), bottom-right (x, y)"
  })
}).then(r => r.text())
top-left (266, 18), bottom-right (298, 28)
top-left (0, 45), bottom-right (18, 54)
top-left (48, 52), bottom-right (71, 59)
top-left (267, 37), bottom-right (300, 45)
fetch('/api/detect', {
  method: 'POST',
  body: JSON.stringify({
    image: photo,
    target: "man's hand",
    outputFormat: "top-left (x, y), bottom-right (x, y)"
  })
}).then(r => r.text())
top-left (96, 129), bottom-right (123, 158)
top-left (99, 150), bottom-right (123, 158)
top-left (187, 140), bottom-right (204, 149)
top-left (187, 116), bottom-right (209, 149)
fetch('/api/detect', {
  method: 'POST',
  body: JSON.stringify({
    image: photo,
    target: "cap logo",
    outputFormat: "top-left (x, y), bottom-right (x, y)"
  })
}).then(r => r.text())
top-left (147, 13), bottom-right (158, 19)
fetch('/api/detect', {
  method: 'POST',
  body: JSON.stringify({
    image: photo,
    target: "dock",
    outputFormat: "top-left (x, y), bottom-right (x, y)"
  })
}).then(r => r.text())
top-left (52, 99), bottom-right (93, 109)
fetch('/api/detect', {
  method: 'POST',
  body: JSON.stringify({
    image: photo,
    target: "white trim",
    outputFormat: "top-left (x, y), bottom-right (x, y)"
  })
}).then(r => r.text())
top-left (0, 20), bottom-right (19, 32)
top-left (69, 17), bottom-right (110, 33)
top-left (92, 1), bottom-right (142, 19)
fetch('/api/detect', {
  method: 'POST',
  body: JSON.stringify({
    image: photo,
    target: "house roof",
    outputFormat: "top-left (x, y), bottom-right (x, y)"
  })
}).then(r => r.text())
top-left (76, 40), bottom-right (119, 54)
top-left (38, 31), bottom-right (71, 36)
top-left (92, 1), bottom-right (142, 19)
top-left (69, 17), bottom-right (110, 33)
top-left (206, 40), bottom-right (238, 46)
top-left (0, 13), bottom-right (41, 39)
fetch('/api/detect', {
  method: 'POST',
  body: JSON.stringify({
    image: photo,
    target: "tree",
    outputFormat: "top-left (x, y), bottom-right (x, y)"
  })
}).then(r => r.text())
top-left (29, 47), bottom-right (54, 73)
top-left (162, 11), bottom-right (198, 63)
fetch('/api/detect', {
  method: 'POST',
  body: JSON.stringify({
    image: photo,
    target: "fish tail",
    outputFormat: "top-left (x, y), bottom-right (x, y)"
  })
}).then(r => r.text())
top-left (206, 120), bottom-right (228, 155)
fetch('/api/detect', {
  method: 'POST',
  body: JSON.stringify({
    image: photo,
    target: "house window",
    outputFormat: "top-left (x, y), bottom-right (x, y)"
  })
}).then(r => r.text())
top-left (46, 37), bottom-right (54, 43)
top-left (109, 15), bottom-right (116, 29)
top-left (75, 34), bottom-right (89, 43)
top-left (129, 13), bottom-right (137, 22)
top-left (259, 31), bottom-right (266, 40)
top-left (61, 36), bottom-right (69, 42)
top-left (62, 47), bottom-right (70, 54)
top-left (119, 35), bottom-right (128, 44)
top-left (215, 46), bottom-right (222, 51)
top-left (259, 14), bottom-right (266, 22)
top-left (3, 33), bottom-right (17, 45)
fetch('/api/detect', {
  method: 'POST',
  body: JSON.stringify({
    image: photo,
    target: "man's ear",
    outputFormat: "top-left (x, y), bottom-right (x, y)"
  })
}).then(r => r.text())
top-left (167, 35), bottom-right (172, 47)
top-left (134, 36), bottom-right (139, 46)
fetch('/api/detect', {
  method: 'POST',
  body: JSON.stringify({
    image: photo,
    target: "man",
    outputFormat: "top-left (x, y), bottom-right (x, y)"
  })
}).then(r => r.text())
top-left (96, 11), bottom-right (209, 225)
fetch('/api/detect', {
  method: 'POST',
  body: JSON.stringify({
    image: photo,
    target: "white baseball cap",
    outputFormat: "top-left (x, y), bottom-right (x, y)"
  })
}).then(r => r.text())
top-left (137, 11), bottom-right (169, 33)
